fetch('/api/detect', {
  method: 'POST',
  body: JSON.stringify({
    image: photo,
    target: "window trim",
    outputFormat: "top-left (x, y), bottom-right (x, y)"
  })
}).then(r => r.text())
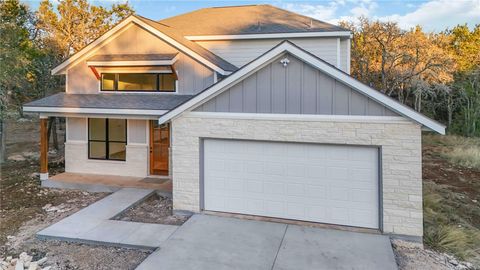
top-left (88, 118), bottom-right (127, 161)
top-left (100, 73), bottom-right (177, 92)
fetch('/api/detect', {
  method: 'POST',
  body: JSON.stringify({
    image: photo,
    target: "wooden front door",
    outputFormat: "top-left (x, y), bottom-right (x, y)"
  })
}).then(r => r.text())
top-left (150, 121), bottom-right (170, 176)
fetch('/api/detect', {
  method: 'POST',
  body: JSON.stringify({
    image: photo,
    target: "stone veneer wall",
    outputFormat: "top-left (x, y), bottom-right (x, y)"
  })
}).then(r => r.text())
top-left (171, 113), bottom-right (423, 237)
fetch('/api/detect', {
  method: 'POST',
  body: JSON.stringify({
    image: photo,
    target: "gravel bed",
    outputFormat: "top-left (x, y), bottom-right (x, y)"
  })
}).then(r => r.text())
top-left (114, 194), bottom-right (189, 226)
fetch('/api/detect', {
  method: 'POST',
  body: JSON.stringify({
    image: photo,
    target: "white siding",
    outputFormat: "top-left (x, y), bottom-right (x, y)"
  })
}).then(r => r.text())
top-left (195, 37), bottom-right (348, 72)
top-left (66, 118), bottom-right (87, 141)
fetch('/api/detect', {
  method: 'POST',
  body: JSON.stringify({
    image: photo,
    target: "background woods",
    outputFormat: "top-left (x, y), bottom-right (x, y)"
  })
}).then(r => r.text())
top-left (0, 0), bottom-right (479, 149)
top-left (0, 0), bottom-right (133, 161)
top-left (342, 18), bottom-right (480, 136)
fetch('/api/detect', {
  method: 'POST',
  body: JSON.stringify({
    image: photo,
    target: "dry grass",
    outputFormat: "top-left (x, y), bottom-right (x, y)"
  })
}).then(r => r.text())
top-left (424, 134), bottom-right (480, 169)
top-left (447, 147), bottom-right (480, 169)
top-left (422, 134), bottom-right (480, 266)
top-left (423, 184), bottom-right (480, 261)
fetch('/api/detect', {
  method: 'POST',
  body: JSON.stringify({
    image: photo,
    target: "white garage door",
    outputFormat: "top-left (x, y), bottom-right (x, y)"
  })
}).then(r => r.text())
top-left (203, 139), bottom-right (379, 229)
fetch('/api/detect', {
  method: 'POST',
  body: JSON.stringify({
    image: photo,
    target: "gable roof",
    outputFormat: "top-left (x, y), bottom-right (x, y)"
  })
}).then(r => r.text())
top-left (51, 15), bottom-right (237, 76)
top-left (160, 4), bottom-right (350, 38)
top-left (158, 41), bottom-right (445, 134)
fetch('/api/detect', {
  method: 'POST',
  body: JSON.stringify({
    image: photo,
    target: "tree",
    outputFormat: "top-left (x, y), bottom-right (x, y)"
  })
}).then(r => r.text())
top-left (35, 0), bottom-right (134, 150)
top-left (0, 0), bottom-right (37, 162)
top-left (37, 0), bottom-right (134, 58)
top-left (340, 18), bottom-right (455, 108)
top-left (453, 70), bottom-right (480, 136)
top-left (447, 24), bottom-right (480, 72)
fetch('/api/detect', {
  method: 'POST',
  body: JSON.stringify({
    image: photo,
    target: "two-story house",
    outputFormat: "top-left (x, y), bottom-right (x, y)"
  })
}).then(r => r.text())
top-left (24, 5), bottom-right (445, 239)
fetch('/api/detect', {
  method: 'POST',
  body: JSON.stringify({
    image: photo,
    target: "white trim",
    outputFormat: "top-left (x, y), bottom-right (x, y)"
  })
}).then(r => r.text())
top-left (158, 41), bottom-right (445, 134)
top-left (336, 38), bottom-right (341, 68)
top-left (86, 55), bottom-right (179, 67)
top-left (213, 72), bottom-right (218, 83)
top-left (187, 112), bottom-right (411, 124)
top-left (65, 73), bottom-right (69, 93)
top-left (37, 112), bottom-right (159, 120)
top-left (347, 38), bottom-right (351, 74)
top-left (185, 31), bottom-right (352, 41)
top-left (65, 116), bottom-right (69, 141)
top-left (96, 69), bottom-right (173, 74)
top-left (24, 106), bottom-right (168, 116)
top-left (51, 16), bottom-right (231, 76)
top-left (40, 173), bottom-right (49, 181)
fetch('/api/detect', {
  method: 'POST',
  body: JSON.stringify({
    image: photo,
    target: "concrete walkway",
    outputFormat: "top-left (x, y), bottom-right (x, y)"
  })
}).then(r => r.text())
top-left (136, 214), bottom-right (397, 270)
top-left (37, 188), bottom-right (178, 249)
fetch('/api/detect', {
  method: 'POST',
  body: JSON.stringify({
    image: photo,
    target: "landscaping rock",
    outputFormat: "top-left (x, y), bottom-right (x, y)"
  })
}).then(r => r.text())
top-left (7, 155), bottom-right (25, 162)
top-left (14, 261), bottom-right (23, 270)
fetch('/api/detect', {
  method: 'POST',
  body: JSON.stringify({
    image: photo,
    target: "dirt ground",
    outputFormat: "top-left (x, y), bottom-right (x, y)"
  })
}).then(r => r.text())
top-left (115, 194), bottom-right (189, 225)
top-left (392, 134), bottom-right (480, 270)
top-left (1, 118), bottom-right (152, 269)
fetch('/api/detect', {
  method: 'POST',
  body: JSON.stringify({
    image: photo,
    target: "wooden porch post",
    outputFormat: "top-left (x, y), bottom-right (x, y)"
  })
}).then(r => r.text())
top-left (40, 117), bottom-right (48, 180)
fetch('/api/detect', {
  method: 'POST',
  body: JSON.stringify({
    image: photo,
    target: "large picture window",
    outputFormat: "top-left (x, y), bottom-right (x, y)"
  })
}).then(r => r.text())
top-left (88, 118), bottom-right (127, 161)
top-left (101, 73), bottom-right (176, 92)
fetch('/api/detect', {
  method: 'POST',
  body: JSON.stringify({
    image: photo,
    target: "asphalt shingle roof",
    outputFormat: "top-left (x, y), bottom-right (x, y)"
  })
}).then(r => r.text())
top-left (24, 93), bottom-right (194, 111)
top-left (160, 4), bottom-right (349, 36)
top-left (134, 15), bottom-right (238, 72)
top-left (88, 53), bottom-right (178, 62)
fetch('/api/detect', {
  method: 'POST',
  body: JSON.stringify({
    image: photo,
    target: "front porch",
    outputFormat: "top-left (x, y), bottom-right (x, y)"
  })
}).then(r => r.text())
top-left (44, 172), bottom-right (172, 193)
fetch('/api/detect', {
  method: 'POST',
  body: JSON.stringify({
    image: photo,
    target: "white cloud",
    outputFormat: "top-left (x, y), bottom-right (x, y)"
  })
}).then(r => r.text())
top-left (377, 0), bottom-right (480, 31)
top-left (282, 0), bottom-right (480, 31)
top-left (283, 2), bottom-right (340, 21)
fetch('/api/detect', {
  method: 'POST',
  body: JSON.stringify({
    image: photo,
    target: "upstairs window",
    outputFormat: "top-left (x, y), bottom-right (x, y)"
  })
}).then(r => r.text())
top-left (101, 73), bottom-right (176, 92)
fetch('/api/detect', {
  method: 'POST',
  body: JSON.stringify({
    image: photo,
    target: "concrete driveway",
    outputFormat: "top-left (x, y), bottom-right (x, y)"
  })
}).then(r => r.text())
top-left (136, 214), bottom-right (397, 270)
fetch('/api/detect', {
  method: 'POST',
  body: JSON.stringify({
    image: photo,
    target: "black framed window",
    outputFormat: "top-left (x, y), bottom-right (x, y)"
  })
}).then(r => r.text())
top-left (88, 118), bottom-right (127, 161)
top-left (101, 73), bottom-right (176, 92)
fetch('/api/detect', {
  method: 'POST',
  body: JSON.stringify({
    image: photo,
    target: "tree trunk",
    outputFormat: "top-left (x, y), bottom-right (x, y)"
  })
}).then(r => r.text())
top-left (47, 117), bottom-right (52, 151)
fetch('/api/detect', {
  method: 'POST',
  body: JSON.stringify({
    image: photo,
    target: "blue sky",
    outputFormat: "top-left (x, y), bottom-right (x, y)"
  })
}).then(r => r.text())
top-left (25, 0), bottom-right (480, 32)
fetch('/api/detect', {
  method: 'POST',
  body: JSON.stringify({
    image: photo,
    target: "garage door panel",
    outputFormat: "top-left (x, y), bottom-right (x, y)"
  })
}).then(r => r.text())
top-left (204, 139), bottom-right (379, 229)
top-left (265, 162), bottom-right (285, 175)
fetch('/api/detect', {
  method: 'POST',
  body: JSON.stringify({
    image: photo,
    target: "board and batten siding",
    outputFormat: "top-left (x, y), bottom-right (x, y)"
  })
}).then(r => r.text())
top-left (195, 37), bottom-right (349, 72)
top-left (194, 54), bottom-right (397, 116)
top-left (66, 24), bottom-right (214, 95)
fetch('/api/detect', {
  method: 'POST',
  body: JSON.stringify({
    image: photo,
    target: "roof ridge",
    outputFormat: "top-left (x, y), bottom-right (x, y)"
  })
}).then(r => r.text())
top-left (158, 5), bottom-right (350, 36)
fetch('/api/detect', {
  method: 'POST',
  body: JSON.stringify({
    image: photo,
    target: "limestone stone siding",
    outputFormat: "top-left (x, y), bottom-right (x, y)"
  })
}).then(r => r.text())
top-left (171, 114), bottom-right (423, 237)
